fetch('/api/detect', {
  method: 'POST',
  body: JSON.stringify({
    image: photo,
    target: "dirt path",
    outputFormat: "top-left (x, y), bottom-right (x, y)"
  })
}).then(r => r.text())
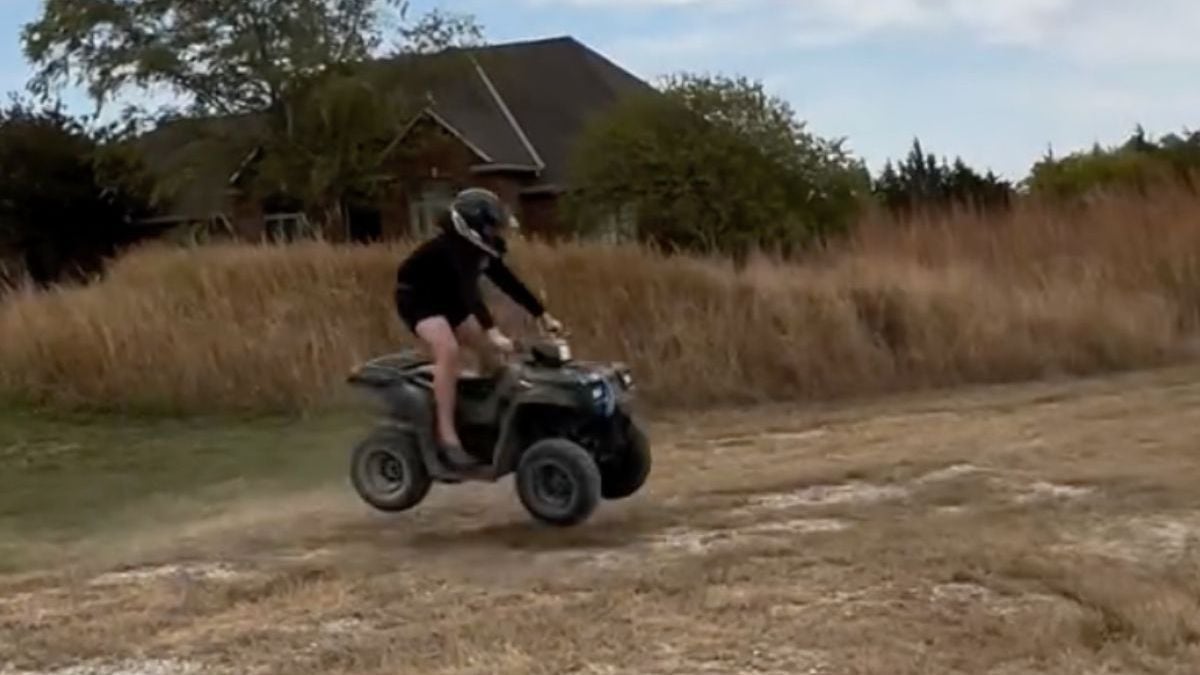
top-left (4, 366), bottom-right (1200, 675)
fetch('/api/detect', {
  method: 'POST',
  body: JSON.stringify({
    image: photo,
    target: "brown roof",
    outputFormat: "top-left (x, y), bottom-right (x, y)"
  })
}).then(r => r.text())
top-left (423, 36), bottom-right (656, 184)
top-left (135, 114), bottom-right (266, 218)
top-left (137, 35), bottom-right (654, 217)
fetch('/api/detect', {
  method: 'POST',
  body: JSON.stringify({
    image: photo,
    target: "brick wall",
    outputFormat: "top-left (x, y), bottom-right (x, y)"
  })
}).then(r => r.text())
top-left (229, 192), bottom-right (266, 240)
top-left (517, 192), bottom-right (563, 240)
top-left (219, 120), bottom-right (566, 244)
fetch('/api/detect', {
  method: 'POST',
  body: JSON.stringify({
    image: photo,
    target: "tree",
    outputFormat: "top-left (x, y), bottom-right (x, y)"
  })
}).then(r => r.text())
top-left (0, 99), bottom-right (156, 285)
top-left (1026, 126), bottom-right (1200, 200)
top-left (22, 0), bottom-right (484, 225)
top-left (566, 73), bottom-right (870, 257)
top-left (23, 0), bottom-right (480, 119)
top-left (873, 138), bottom-right (1012, 215)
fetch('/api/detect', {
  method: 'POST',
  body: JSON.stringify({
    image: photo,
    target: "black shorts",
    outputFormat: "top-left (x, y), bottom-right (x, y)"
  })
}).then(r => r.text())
top-left (395, 284), bottom-right (470, 334)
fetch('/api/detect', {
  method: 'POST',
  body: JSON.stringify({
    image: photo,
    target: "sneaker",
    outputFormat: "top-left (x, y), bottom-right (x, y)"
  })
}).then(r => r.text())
top-left (439, 441), bottom-right (481, 469)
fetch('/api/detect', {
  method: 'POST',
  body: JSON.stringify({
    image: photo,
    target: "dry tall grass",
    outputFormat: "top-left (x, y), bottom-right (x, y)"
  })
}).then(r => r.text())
top-left (1, 185), bottom-right (1198, 413)
top-left (850, 184), bottom-right (1200, 326)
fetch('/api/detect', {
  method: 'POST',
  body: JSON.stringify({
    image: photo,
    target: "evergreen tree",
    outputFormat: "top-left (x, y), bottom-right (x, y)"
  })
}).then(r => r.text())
top-left (872, 138), bottom-right (1012, 214)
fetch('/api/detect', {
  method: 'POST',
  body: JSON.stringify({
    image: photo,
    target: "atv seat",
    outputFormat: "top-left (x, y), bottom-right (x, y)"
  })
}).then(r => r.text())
top-left (456, 372), bottom-right (499, 400)
top-left (349, 349), bottom-right (432, 387)
top-left (364, 349), bottom-right (431, 371)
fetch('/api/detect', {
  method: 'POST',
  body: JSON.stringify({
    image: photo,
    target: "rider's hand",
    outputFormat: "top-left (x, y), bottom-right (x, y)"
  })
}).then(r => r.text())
top-left (537, 313), bottom-right (563, 336)
top-left (486, 327), bottom-right (515, 354)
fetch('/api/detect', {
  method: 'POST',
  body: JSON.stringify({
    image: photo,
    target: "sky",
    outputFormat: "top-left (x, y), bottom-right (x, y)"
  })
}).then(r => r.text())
top-left (2, 0), bottom-right (1198, 180)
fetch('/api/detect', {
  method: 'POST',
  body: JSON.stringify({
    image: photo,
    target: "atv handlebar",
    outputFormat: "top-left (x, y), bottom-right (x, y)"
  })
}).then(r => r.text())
top-left (507, 331), bottom-right (573, 367)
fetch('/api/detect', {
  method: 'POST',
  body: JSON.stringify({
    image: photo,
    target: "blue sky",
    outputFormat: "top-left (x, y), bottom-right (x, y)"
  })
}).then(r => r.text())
top-left (3, 0), bottom-right (1198, 179)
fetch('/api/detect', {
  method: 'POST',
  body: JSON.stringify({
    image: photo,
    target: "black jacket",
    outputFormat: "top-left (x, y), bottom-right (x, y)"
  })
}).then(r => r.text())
top-left (395, 230), bottom-right (545, 330)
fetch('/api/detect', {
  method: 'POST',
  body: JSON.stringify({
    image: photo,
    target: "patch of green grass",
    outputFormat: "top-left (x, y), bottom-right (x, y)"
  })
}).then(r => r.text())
top-left (0, 406), bottom-right (374, 571)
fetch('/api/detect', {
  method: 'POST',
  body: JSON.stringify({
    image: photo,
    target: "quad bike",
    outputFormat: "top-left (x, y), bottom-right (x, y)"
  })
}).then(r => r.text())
top-left (344, 334), bottom-right (652, 527)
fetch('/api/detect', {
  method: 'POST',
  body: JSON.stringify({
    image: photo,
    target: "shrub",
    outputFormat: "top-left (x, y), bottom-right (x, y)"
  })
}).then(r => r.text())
top-left (0, 100), bottom-right (155, 285)
top-left (566, 73), bottom-right (870, 258)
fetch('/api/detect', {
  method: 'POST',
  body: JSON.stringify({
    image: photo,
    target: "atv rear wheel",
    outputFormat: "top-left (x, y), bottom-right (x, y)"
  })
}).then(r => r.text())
top-left (350, 426), bottom-right (432, 512)
top-left (516, 438), bottom-right (602, 527)
top-left (601, 422), bottom-right (652, 500)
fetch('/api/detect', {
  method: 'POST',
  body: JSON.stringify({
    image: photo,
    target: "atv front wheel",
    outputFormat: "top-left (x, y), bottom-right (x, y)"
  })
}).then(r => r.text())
top-left (601, 423), bottom-right (652, 500)
top-left (350, 426), bottom-right (432, 512)
top-left (516, 438), bottom-right (602, 527)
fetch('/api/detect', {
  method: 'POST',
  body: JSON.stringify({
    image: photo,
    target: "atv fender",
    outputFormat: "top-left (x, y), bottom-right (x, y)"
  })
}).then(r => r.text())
top-left (490, 388), bottom-right (588, 475)
top-left (365, 381), bottom-right (477, 482)
top-left (379, 381), bottom-right (433, 422)
top-left (371, 417), bottom-right (464, 483)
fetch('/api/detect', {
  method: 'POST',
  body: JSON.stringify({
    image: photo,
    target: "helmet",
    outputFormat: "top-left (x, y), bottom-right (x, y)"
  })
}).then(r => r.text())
top-left (447, 187), bottom-right (517, 257)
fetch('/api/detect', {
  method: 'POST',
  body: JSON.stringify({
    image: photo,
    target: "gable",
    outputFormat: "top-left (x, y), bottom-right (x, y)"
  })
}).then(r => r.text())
top-left (132, 36), bottom-right (655, 217)
top-left (133, 114), bottom-right (266, 219)
top-left (419, 62), bottom-right (540, 170)
top-left (467, 37), bottom-right (656, 185)
top-left (386, 36), bottom-right (656, 185)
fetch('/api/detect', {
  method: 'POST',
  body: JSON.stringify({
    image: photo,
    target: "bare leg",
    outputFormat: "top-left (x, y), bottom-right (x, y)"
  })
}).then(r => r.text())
top-left (455, 315), bottom-right (504, 375)
top-left (414, 316), bottom-right (462, 450)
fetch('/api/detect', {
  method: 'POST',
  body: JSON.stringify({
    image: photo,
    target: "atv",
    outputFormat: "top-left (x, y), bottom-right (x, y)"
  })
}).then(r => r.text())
top-left (344, 335), bottom-right (652, 527)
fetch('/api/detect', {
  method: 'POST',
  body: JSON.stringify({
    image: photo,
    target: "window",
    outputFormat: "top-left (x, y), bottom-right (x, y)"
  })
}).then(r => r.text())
top-left (598, 202), bottom-right (638, 244)
top-left (265, 212), bottom-right (315, 243)
top-left (261, 193), bottom-right (315, 243)
top-left (407, 180), bottom-right (454, 238)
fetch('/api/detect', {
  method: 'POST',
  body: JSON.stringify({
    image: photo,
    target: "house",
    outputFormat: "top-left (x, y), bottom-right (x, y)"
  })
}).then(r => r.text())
top-left (137, 36), bottom-right (655, 244)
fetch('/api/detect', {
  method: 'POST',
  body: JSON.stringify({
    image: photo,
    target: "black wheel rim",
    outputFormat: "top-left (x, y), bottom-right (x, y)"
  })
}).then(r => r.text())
top-left (365, 448), bottom-right (408, 496)
top-left (530, 460), bottom-right (576, 510)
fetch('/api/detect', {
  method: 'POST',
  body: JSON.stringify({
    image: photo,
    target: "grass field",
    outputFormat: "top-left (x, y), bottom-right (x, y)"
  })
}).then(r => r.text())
top-left (3, 184), bottom-right (1199, 415)
top-left (0, 407), bottom-right (373, 574)
top-left (4, 364), bottom-right (1200, 674)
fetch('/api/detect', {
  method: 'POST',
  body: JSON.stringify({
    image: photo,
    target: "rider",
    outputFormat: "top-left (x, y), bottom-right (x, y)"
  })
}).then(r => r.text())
top-left (394, 187), bottom-right (561, 467)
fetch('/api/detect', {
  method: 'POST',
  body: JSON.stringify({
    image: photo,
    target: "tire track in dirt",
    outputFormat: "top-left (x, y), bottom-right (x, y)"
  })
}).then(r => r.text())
top-left (6, 366), bottom-right (1200, 674)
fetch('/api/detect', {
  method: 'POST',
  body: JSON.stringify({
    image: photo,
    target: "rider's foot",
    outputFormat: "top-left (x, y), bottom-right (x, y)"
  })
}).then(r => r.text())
top-left (442, 443), bottom-right (480, 468)
top-left (437, 430), bottom-right (479, 468)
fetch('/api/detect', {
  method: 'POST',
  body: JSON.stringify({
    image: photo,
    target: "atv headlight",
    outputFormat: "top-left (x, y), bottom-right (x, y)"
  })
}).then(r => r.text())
top-left (588, 379), bottom-right (616, 416)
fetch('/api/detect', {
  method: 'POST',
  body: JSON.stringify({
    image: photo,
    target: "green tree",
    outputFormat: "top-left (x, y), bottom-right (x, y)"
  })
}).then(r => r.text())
top-left (22, 0), bottom-right (484, 225)
top-left (873, 138), bottom-right (1012, 215)
top-left (23, 0), bottom-right (480, 118)
top-left (567, 73), bottom-right (869, 257)
top-left (1027, 126), bottom-right (1200, 200)
top-left (0, 98), bottom-right (156, 285)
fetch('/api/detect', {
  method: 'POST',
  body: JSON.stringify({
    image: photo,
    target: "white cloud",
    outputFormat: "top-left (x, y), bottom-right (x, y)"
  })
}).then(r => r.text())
top-left (1055, 1), bottom-right (1200, 65)
top-left (526, 0), bottom-right (1200, 65)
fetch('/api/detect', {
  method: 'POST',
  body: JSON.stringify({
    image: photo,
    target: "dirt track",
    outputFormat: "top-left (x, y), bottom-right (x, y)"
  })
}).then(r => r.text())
top-left (4, 366), bottom-right (1200, 675)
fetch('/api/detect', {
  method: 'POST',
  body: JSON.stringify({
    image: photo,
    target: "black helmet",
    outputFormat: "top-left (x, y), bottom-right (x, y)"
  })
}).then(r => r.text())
top-left (447, 187), bottom-right (516, 257)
